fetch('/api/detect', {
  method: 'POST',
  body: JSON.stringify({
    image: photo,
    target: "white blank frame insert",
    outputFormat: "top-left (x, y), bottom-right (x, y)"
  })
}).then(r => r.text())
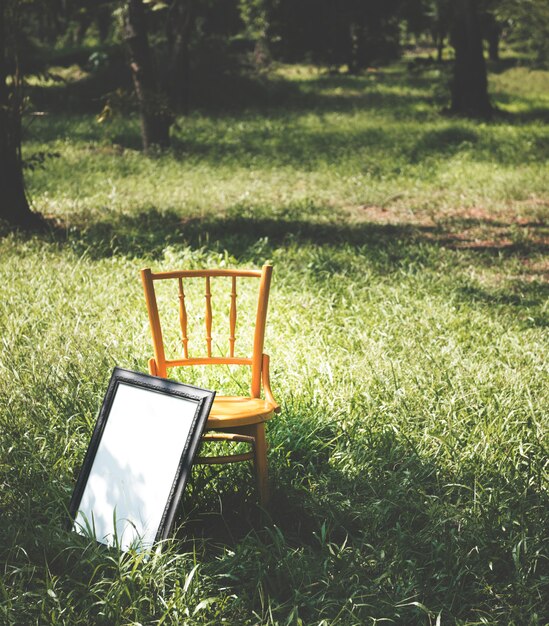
top-left (69, 367), bottom-right (215, 551)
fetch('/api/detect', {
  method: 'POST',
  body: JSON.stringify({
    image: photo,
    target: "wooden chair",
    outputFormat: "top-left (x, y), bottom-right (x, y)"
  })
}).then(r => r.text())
top-left (140, 264), bottom-right (279, 506)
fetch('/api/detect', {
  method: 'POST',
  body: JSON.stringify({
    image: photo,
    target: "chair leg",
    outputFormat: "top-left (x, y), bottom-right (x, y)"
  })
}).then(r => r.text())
top-left (249, 423), bottom-right (269, 507)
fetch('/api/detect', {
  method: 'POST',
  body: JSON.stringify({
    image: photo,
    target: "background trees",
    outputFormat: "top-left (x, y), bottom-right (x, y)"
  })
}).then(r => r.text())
top-left (2, 0), bottom-right (548, 227)
top-left (0, 0), bottom-right (43, 228)
top-left (123, 0), bottom-right (172, 151)
top-left (498, 0), bottom-right (549, 67)
top-left (449, 0), bottom-right (492, 118)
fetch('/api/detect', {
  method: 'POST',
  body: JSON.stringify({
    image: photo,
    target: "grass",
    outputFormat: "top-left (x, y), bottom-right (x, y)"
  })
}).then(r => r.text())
top-left (0, 60), bottom-right (548, 624)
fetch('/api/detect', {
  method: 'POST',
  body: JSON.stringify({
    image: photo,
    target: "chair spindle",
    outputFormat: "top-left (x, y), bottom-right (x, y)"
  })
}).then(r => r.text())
top-left (229, 276), bottom-right (237, 357)
top-left (178, 278), bottom-right (189, 358)
top-left (205, 276), bottom-right (212, 357)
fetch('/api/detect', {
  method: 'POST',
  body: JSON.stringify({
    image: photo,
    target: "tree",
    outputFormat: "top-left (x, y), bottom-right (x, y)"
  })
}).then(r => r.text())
top-left (124, 0), bottom-right (172, 151)
top-left (499, 0), bottom-right (549, 67)
top-left (265, 0), bottom-right (403, 70)
top-left (432, 0), bottom-right (451, 62)
top-left (481, 10), bottom-right (502, 62)
top-left (165, 0), bottom-right (194, 113)
top-left (449, 0), bottom-right (492, 118)
top-left (0, 0), bottom-right (43, 228)
top-left (123, 0), bottom-right (205, 151)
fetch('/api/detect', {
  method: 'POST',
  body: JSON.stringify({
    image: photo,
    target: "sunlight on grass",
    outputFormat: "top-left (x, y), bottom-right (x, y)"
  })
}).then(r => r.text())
top-left (1, 62), bottom-right (548, 625)
top-left (24, 65), bottom-right (548, 227)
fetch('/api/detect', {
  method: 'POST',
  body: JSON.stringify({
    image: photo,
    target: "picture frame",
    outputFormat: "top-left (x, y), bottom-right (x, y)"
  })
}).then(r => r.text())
top-left (68, 367), bottom-right (215, 551)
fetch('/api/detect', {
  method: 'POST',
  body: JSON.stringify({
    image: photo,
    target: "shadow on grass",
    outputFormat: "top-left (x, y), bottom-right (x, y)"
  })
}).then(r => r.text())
top-left (491, 96), bottom-right (549, 125)
top-left (486, 58), bottom-right (522, 75)
top-left (456, 283), bottom-right (549, 326)
top-left (509, 107), bottom-right (549, 124)
top-left (50, 207), bottom-right (549, 262)
top-left (51, 208), bottom-right (431, 264)
top-left (5, 406), bottom-right (546, 623)
top-left (29, 65), bottom-right (432, 118)
top-left (36, 208), bottom-right (547, 332)
top-left (25, 107), bottom-right (549, 176)
top-left (25, 61), bottom-right (549, 170)
top-left (408, 126), bottom-right (480, 161)
top-left (168, 125), bottom-right (394, 169)
top-left (174, 111), bottom-right (548, 167)
top-left (175, 413), bottom-right (548, 623)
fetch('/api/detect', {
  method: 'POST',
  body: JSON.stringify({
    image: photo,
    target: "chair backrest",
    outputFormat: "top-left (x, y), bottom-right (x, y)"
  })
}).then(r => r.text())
top-left (141, 265), bottom-right (273, 398)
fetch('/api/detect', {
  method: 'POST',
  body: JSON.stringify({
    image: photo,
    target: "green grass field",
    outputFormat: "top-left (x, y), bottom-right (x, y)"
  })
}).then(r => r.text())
top-left (1, 61), bottom-right (548, 624)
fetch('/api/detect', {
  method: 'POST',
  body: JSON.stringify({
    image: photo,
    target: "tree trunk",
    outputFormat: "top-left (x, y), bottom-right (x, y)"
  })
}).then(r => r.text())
top-left (0, 0), bottom-right (42, 229)
top-left (485, 18), bottom-right (500, 62)
top-left (166, 0), bottom-right (194, 114)
top-left (124, 0), bottom-right (171, 151)
top-left (436, 33), bottom-right (444, 62)
top-left (74, 11), bottom-right (93, 46)
top-left (487, 31), bottom-right (499, 62)
top-left (97, 5), bottom-right (111, 43)
top-left (450, 0), bottom-right (492, 119)
top-left (347, 22), bottom-right (360, 74)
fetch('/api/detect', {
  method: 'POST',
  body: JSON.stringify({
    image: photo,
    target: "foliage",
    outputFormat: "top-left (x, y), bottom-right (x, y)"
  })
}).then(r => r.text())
top-left (498, 0), bottom-right (549, 67)
top-left (265, 0), bottom-right (404, 69)
top-left (3, 0), bottom-right (547, 163)
top-left (1, 61), bottom-right (548, 624)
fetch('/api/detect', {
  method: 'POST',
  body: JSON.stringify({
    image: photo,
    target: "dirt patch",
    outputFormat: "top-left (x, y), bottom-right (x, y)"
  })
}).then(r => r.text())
top-left (518, 258), bottom-right (549, 283)
top-left (345, 201), bottom-right (549, 261)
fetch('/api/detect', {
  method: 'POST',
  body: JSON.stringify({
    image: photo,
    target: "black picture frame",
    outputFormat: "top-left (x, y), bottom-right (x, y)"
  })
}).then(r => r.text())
top-left (68, 367), bottom-right (215, 551)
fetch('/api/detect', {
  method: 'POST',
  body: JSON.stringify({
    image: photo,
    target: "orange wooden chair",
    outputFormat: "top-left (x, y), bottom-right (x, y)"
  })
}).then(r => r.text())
top-left (140, 264), bottom-right (279, 506)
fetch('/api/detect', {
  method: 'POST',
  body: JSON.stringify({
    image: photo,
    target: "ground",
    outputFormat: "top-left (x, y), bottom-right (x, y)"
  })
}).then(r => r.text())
top-left (0, 59), bottom-right (547, 625)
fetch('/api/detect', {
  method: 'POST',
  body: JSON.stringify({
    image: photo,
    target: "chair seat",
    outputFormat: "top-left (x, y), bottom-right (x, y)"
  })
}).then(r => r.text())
top-left (206, 395), bottom-right (276, 429)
